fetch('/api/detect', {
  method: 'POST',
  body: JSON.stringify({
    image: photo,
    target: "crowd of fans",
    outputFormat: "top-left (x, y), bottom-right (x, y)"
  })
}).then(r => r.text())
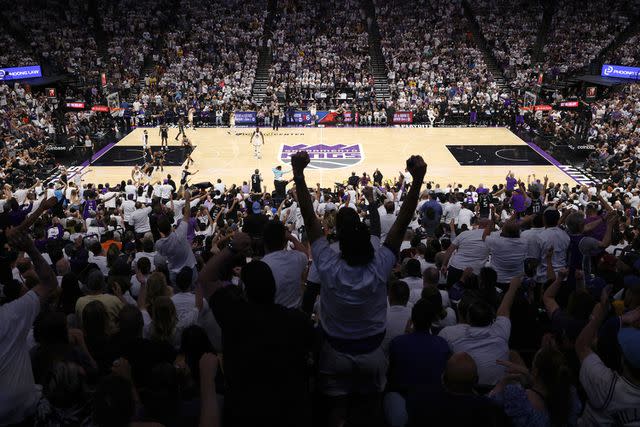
top-left (471, 0), bottom-right (543, 92)
top-left (1, 0), bottom-right (636, 133)
top-left (604, 33), bottom-right (640, 67)
top-left (1, 148), bottom-right (640, 425)
top-left (267, 0), bottom-right (372, 110)
top-left (542, 0), bottom-right (632, 79)
top-left (3, 0), bottom-right (100, 80)
top-left (1, 6), bottom-right (640, 425)
top-left (374, 0), bottom-right (509, 125)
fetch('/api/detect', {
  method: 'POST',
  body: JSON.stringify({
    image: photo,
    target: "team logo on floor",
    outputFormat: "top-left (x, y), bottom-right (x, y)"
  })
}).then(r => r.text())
top-left (280, 144), bottom-right (363, 169)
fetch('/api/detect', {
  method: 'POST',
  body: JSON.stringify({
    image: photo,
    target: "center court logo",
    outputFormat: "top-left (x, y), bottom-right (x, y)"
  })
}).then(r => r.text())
top-left (280, 144), bottom-right (363, 169)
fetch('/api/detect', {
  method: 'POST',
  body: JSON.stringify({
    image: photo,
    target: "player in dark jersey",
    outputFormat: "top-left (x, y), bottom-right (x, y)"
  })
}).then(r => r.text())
top-left (142, 161), bottom-right (154, 180)
top-left (153, 149), bottom-right (165, 172)
top-left (180, 165), bottom-right (199, 186)
top-left (175, 117), bottom-right (186, 140)
top-left (251, 169), bottom-right (262, 193)
top-left (159, 123), bottom-right (169, 149)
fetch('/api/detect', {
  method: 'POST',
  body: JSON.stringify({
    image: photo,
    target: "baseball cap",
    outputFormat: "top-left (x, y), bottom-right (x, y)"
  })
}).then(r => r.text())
top-left (618, 327), bottom-right (640, 369)
top-left (252, 201), bottom-right (261, 214)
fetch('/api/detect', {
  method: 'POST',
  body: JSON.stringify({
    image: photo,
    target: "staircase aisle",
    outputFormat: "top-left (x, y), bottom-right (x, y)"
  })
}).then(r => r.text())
top-left (461, 0), bottom-right (509, 93)
top-left (532, 0), bottom-right (555, 64)
top-left (360, 0), bottom-right (391, 104)
top-left (251, 0), bottom-right (277, 105)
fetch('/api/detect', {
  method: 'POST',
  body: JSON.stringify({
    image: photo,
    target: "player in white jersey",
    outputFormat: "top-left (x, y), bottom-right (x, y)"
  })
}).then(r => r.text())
top-left (141, 129), bottom-right (149, 150)
top-left (132, 165), bottom-right (144, 185)
top-left (251, 127), bottom-right (265, 159)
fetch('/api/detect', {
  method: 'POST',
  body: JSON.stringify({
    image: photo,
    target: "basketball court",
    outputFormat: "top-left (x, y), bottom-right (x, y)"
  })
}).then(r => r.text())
top-left (79, 127), bottom-right (580, 190)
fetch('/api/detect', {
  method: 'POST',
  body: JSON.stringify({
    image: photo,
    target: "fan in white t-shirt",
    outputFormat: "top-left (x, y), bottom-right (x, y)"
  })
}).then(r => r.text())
top-left (439, 276), bottom-right (521, 386)
top-left (261, 221), bottom-right (309, 309)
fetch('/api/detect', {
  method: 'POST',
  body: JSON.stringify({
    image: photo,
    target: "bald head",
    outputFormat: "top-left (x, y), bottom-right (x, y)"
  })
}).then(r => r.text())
top-left (423, 267), bottom-right (439, 287)
top-left (56, 258), bottom-right (71, 276)
top-left (477, 218), bottom-right (491, 229)
top-left (443, 352), bottom-right (478, 394)
top-left (501, 220), bottom-right (520, 238)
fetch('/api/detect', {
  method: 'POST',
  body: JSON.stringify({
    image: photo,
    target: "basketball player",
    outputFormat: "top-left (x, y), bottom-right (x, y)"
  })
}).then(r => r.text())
top-left (153, 149), bottom-right (165, 172)
top-left (250, 127), bottom-right (265, 159)
top-left (175, 117), bottom-right (186, 140)
top-left (251, 169), bottom-right (262, 193)
top-left (182, 135), bottom-right (193, 150)
top-left (181, 165), bottom-right (199, 187)
top-left (159, 123), bottom-right (169, 149)
top-left (188, 107), bottom-right (196, 131)
top-left (72, 168), bottom-right (92, 187)
top-left (141, 129), bottom-right (149, 151)
top-left (181, 136), bottom-right (195, 167)
top-left (132, 165), bottom-right (144, 185)
top-left (142, 161), bottom-right (155, 182)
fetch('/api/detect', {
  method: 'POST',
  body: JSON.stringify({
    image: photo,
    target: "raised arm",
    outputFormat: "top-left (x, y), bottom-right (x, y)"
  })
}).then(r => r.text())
top-left (441, 243), bottom-right (457, 274)
top-left (363, 187), bottom-right (381, 238)
top-left (199, 353), bottom-right (220, 427)
top-left (183, 190), bottom-right (192, 219)
top-left (597, 194), bottom-right (614, 213)
top-left (198, 232), bottom-right (251, 299)
top-left (291, 152), bottom-right (323, 243)
top-left (576, 287), bottom-right (610, 362)
top-left (286, 229), bottom-right (309, 258)
top-left (7, 228), bottom-right (58, 301)
top-left (496, 275), bottom-right (522, 319)
top-left (598, 211), bottom-right (618, 248)
top-left (384, 156), bottom-right (427, 254)
top-left (543, 268), bottom-right (566, 318)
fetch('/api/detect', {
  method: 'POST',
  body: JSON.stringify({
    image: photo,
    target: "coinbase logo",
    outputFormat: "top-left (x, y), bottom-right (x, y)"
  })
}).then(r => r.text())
top-left (603, 66), bottom-right (614, 76)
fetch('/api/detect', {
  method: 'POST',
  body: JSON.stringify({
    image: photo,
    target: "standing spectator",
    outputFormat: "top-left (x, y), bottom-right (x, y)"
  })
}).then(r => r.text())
top-left (261, 221), bottom-right (309, 308)
top-left (439, 276), bottom-right (521, 386)
top-left (0, 226), bottom-right (58, 424)
top-left (291, 150), bottom-right (427, 424)
top-left (384, 298), bottom-right (451, 427)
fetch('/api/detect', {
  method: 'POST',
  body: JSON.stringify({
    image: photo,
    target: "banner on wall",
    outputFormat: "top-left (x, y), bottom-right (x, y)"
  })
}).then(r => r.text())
top-left (0, 65), bottom-right (42, 81)
top-left (392, 111), bottom-right (413, 124)
top-left (91, 105), bottom-right (110, 112)
top-left (521, 104), bottom-right (553, 111)
top-left (65, 102), bottom-right (86, 109)
top-left (601, 64), bottom-right (640, 80)
top-left (291, 111), bottom-right (313, 124)
top-left (343, 111), bottom-right (359, 123)
top-left (559, 101), bottom-right (580, 108)
top-left (234, 111), bottom-right (256, 126)
top-left (316, 111), bottom-right (335, 124)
